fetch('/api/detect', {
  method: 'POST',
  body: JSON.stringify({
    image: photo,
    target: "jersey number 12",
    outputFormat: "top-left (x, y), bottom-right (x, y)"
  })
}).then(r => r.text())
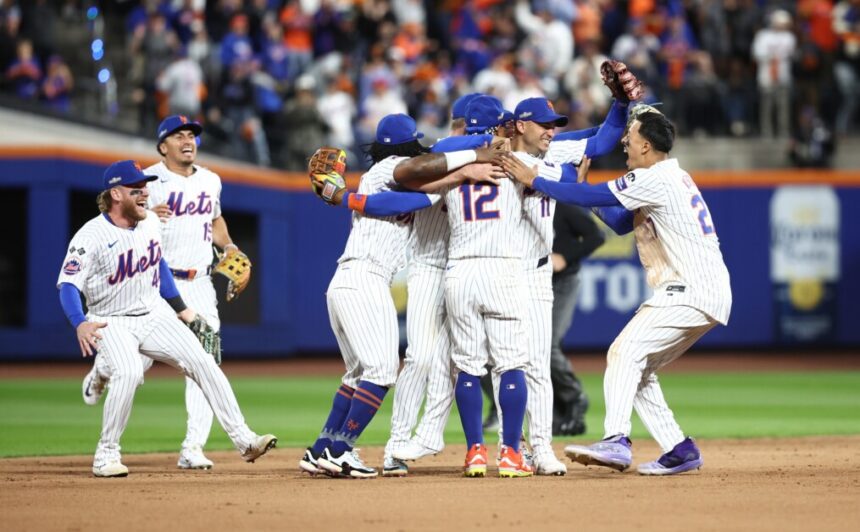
top-left (460, 184), bottom-right (500, 221)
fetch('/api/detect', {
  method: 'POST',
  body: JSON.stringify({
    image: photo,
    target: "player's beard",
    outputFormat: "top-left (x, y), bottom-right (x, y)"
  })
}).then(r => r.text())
top-left (121, 198), bottom-right (147, 222)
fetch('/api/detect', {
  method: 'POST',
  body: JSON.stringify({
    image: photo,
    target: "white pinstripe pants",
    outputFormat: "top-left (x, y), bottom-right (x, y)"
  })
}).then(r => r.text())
top-left (327, 261), bottom-right (400, 389)
top-left (444, 258), bottom-right (529, 376)
top-left (492, 261), bottom-right (554, 457)
top-left (175, 276), bottom-right (219, 450)
top-left (604, 305), bottom-right (717, 452)
top-left (385, 263), bottom-right (454, 456)
top-left (90, 302), bottom-right (255, 461)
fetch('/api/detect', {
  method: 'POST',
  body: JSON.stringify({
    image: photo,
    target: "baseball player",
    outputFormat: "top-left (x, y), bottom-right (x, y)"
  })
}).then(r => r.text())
top-left (506, 111), bottom-right (732, 476)
top-left (492, 96), bottom-right (629, 475)
top-left (146, 115), bottom-right (246, 469)
top-left (299, 114), bottom-right (503, 478)
top-left (381, 93), bottom-right (488, 477)
top-left (59, 160), bottom-right (276, 477)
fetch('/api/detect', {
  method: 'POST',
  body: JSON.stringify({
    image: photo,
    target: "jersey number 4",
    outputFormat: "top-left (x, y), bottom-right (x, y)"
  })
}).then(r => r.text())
top-left (691, 194), bottom-right (715, 235)
top-left (460, 184), bottom-right (500, 221)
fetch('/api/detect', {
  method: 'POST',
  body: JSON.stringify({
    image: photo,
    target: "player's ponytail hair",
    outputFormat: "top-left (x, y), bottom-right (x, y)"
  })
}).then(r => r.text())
top-left (364, 140), bottom-right (430, 164)
top-left (96, 190), bottom-right (114, 213)
top-left (636, 112), bottom-right (675, 153)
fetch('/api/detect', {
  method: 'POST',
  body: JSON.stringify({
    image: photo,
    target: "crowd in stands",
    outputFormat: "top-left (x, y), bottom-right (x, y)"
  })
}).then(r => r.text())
top-left (1, 0), bottom-right (859, 169)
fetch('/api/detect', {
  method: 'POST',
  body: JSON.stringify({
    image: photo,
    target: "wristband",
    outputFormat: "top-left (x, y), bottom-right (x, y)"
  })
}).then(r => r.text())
top-left (347, 193), bottom-right (368, 214)
top-left (444, 150), bottom-right (477, 172)
top-left (166, 295), bottom-right (188, 313)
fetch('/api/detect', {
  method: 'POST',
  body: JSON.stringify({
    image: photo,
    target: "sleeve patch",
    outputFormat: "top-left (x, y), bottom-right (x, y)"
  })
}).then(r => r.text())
top-left (63, 258), bottom-right (83, 275)
top-left (614, 172), bottom-right (636, 191)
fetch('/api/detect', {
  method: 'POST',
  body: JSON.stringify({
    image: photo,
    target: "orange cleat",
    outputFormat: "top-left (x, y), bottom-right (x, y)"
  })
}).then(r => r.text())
top-left (463, 443), bottom-right (488, 477)
top-left (498, 444), bottom-right (534, 478)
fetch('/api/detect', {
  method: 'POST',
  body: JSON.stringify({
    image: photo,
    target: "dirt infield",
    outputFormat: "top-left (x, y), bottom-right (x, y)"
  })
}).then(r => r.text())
top-left (2, 436), bottom-right (858, 532)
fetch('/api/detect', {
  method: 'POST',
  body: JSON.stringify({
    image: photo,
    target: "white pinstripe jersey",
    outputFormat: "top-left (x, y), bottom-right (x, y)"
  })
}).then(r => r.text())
top-left (340, 156), bottom-right (414, 277)
top-left (411, 201), bottom-right (449, 268)
top-left (519, 149), bottom-right (576, 261)
top-left (58, 211), bottom-right (164, 316)
top-left (608, 158), bottom-right (732, 324)
top-left (145, 162), bottom-right (221, 272)
top-left (443, 178), bottom-right (526, 260)
top-left (546, 138), bottom-right (587, 167)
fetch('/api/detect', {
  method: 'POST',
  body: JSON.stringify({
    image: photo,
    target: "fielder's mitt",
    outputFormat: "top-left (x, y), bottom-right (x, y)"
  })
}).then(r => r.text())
top-left (214, 248), bottom-right (251, 302)
top-left (187, 315), bottom-right (222, 365)
top-left (600, 60), bottom-right (645, 103)
top-left (308, 146), bottom-right (347, 205)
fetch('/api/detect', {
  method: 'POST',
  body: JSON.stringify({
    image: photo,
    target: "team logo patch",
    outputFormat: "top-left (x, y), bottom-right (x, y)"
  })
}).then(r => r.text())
top-left (108, 176), bottom-right (122, 184)
top-left (615, 177), bottom-right (628, 191)
top-left (625, 172), bottom-right (636, 182)
top-left (63, 258), bottom-right (82, 275)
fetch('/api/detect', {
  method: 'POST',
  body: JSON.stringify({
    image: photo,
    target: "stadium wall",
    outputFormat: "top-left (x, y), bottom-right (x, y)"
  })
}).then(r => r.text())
top-left (0, 150), bottom-right (858, 360)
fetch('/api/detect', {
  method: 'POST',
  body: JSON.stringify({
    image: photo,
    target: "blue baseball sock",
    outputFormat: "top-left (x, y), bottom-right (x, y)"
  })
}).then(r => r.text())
top-left (498, 370), bottom-right (527, 450)
top-left (455, 372), bottom-right (484, 448)
top-left (311, 384), bottom-right (354, 455)
top-left (329, 380), bottom-right (388, 456)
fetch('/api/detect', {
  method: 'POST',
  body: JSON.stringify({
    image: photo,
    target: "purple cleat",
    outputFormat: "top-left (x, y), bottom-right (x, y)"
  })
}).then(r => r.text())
top-left (638, 437), bottom-right (703, 476)
top-left (564, 434), bottom-right (632, 472)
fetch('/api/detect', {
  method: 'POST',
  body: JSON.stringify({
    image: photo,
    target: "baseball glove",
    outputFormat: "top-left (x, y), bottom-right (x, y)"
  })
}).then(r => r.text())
top-left (214, 248), bottom-right (251, 302)
top-left (308, 146), bottom-right (347, 205)
top-left (187, 314), bottom-right (222, 365)
top-left (600, 60), bottom-right (645, 103)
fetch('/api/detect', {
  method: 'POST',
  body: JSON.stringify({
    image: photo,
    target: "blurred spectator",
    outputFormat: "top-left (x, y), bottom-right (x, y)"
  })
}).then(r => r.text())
top-left (473, 53), bottom-right (516, 100)
top-left (156, 48), bottom-right (205, 118)
top-left (279, 74), bottom-right (328, 170)
top-left (833, 0), bottom-right (860, 135)
top-left (0, 2), bottom-right (20, 72)
top-left (611, 17), bottom-right (661, 90)
top-left (572, 0), bottom-right (602, 47)
top-left (658, 14), bottom-right (699, 132)
top-left (130, 11), bottom-right (180, 134)
top-left (788, 104), bottom-right (836, 166)
top-left (220, 13), bottom-right (253, 70)
top-left (564, 39), bottom-right (610, 121)
top-left (218, 53), bottom-right (270, 166)
top-left (4, 39), bottom-right (41, 100)
top-left (358, 76), bottom-right (407, 144)
top-left (19, 0), bottom-right (55, 63)
top-left (752, 9), bottom-right (797, 138)
top-left (317, 74), bottom-right (357, 161)
top-left (280, 0), bottom-right (314, 77)
top-left (514, 0), bottom-right (573, 78)
top-left (504, 66), bottom-right (545, 111)
top-left (41, 54), bottom-right (72, 114)
top-left (392, 0), bottom-right (425, 26)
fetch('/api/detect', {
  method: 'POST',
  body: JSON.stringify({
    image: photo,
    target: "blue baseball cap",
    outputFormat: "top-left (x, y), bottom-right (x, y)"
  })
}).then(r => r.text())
top-left (156, 114), bottom-right (203, 145)
top-left (514, 97), bottom-right (568, 127)
top-left (451, 92), bottom-right (481, 120)
top-left (102, 160), bottom-right (157, 191)
top-left (464, 95), bottom-right (509, 133)
top-left (376, 114), bottom-right (425, 145)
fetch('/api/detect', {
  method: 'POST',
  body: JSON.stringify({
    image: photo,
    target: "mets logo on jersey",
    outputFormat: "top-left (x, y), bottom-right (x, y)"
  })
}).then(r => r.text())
top-left (63, 258), bottom-right (82, 275)
top-left (615, 172), bottom-right (636, 191)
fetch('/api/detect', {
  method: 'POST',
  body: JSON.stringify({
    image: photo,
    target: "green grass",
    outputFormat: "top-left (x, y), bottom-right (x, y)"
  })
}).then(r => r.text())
top-left (1, 371), bottom-right (859, 457)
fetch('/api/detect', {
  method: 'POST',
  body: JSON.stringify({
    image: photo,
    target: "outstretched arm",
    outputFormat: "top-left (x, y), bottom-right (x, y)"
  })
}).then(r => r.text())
top-left (584, 100), bottom-right (628, 158)
top-left (592, 206), bottom-right (634, 235)
top-left (341, 190), bottom-right (434, 216)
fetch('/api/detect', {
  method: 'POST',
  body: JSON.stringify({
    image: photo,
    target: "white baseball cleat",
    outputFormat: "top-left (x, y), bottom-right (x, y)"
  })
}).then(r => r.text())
top-left (82, 366), bottom-right (106, 406)
top-left (534, 453), bottom-right (568, 476)
top-left (92, 452), bottom-right (128, 478)
top-left (241, 434), bottom-right (277, 463)
top-left (391, 440), bottom-right (439, 462)
top-left (178, 445), bottom-right (214, 470)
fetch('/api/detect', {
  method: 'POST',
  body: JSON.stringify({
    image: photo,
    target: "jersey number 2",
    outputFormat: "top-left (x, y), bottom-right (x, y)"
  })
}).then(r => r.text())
top-left (460, 184), bottom-right (500, 221)
top-left (691, 194), bottom-right (714, 235)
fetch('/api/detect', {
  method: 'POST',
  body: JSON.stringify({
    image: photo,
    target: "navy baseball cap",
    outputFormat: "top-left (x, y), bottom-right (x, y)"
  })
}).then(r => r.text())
top-left (102, 160), bottom-right (157, 191)
top-left (514, 97), bottom-right (568, 127)
top-left (464, 95), bottom-right (509, 133)
top-left (451, 92), bottom-right (481, 120)
top-left (376, 114), bottom-right (425, 145)
top-left (156, 114), bottom-right (203, 145)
